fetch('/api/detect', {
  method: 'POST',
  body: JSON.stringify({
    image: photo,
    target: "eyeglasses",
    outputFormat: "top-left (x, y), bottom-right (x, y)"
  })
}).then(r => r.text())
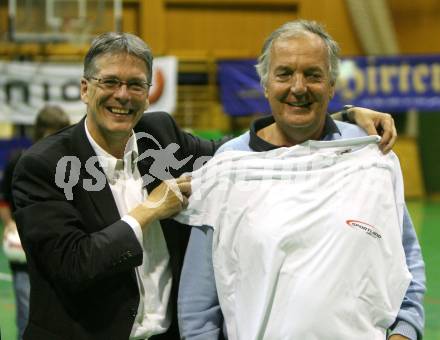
top-left (87, 76), bottom-right (151, 95)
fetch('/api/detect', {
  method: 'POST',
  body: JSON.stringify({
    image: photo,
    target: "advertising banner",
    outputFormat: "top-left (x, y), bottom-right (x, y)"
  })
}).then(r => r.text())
top-left (0, 56), bottom-right (178, 124)
top-left (218, 55), bottom-right (440, 116)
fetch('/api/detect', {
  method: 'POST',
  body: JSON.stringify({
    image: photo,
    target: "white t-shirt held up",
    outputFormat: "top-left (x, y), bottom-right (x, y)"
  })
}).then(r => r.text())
top-left (176, 137), bottom-right (412, 340)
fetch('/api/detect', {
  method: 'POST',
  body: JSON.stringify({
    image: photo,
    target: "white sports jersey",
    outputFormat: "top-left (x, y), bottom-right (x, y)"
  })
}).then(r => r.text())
top-left (175, 137), bottom-right (412, 340)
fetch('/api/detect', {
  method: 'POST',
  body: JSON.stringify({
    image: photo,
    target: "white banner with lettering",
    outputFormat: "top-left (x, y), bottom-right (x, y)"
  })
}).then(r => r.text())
top-left (0, 56), bottom-right (178, 124)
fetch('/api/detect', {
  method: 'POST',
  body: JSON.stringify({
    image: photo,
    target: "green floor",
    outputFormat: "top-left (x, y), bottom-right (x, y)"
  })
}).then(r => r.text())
top-left (411, 199), bottom-right (440, 340)
top-left (0, 199), bottom-right (439, 339)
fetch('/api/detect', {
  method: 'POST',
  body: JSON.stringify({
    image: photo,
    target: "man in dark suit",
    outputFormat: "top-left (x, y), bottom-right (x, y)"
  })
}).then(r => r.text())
top-left (12, 32), bottom-right (216, 340)
top-left (11, 32), bottom-right (397, 340)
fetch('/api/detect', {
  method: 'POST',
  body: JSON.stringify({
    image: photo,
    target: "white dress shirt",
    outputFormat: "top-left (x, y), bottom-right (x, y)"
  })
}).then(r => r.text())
top-left (85, 121), bottom-right (172, 339)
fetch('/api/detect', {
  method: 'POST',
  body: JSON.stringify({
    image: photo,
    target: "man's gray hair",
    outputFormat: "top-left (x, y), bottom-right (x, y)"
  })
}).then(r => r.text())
top-left (255, 20), bottom-right (340, 89)
top-left (83, 32), bottom-right (153, 83)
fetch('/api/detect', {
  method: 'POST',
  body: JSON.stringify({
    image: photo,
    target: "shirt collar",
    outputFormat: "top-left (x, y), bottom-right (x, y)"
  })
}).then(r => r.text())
top-left (249, 114), bottom-right (341, 152)
top-left (84, 119), bottom-right (139, 179)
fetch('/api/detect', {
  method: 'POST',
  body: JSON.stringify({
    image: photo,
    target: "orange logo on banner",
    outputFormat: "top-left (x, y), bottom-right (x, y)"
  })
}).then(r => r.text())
top-left (149, 68), bottom-right (165, 104)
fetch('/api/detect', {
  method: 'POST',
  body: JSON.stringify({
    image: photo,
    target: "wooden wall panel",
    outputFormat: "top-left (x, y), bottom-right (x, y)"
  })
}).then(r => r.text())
top-left (134, 0), bottom-right (364, 58)
top-left (390, 0), bottom-right (440, 54)
top-left (163, 0), bottom-right (299, 58)
top-left (139, 0), bottom-right (166, 55)
top-left (0, 0), bottom-right (378, 59)
top-left (2, 0), bottom-right (440, 58)
top-left (0, 4), bottom-right (7, 38)
top-left (122, 2), bottom-right (141, 35)
top-left (298, 0), bottom-right (363, 56)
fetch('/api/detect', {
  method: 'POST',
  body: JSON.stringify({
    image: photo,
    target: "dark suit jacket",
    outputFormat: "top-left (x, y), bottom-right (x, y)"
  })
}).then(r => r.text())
top-left (12, 112), bottom-right (221, 340)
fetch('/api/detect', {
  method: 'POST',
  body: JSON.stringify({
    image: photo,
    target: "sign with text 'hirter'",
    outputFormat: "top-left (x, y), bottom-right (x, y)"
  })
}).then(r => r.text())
top-left (218, 55), bottom-right (440, 115)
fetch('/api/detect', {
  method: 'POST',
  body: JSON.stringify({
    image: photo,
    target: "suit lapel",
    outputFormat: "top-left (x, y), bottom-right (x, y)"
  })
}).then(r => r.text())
top-left (70, 118), bottom-right (121, 228)
top-left (134, 126), bottom-right (178, 256)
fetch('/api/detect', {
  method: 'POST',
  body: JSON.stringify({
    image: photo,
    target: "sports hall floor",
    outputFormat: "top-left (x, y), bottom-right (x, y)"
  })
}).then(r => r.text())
top-left (0, 199), bottom-right (439, 339)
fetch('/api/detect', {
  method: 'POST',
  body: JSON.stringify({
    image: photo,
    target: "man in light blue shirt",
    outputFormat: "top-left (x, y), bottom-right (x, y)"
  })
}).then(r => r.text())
top-left (178, 20), bottom-right (425, 340)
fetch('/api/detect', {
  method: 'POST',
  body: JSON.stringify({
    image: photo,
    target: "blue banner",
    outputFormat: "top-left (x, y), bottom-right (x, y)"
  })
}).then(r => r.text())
top-left (217, 60), bottom-right (270, 116)
top-left (0, 138), bottom-right (32, 184)
top-left (218, 55), bottom-right (440, 116)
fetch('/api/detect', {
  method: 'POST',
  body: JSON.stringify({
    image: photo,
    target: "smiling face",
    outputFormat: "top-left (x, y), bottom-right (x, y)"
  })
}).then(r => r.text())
top-left (264, 32), bottom-right (335, 145)
top-left (80, 53), bottom-right (150, 153)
